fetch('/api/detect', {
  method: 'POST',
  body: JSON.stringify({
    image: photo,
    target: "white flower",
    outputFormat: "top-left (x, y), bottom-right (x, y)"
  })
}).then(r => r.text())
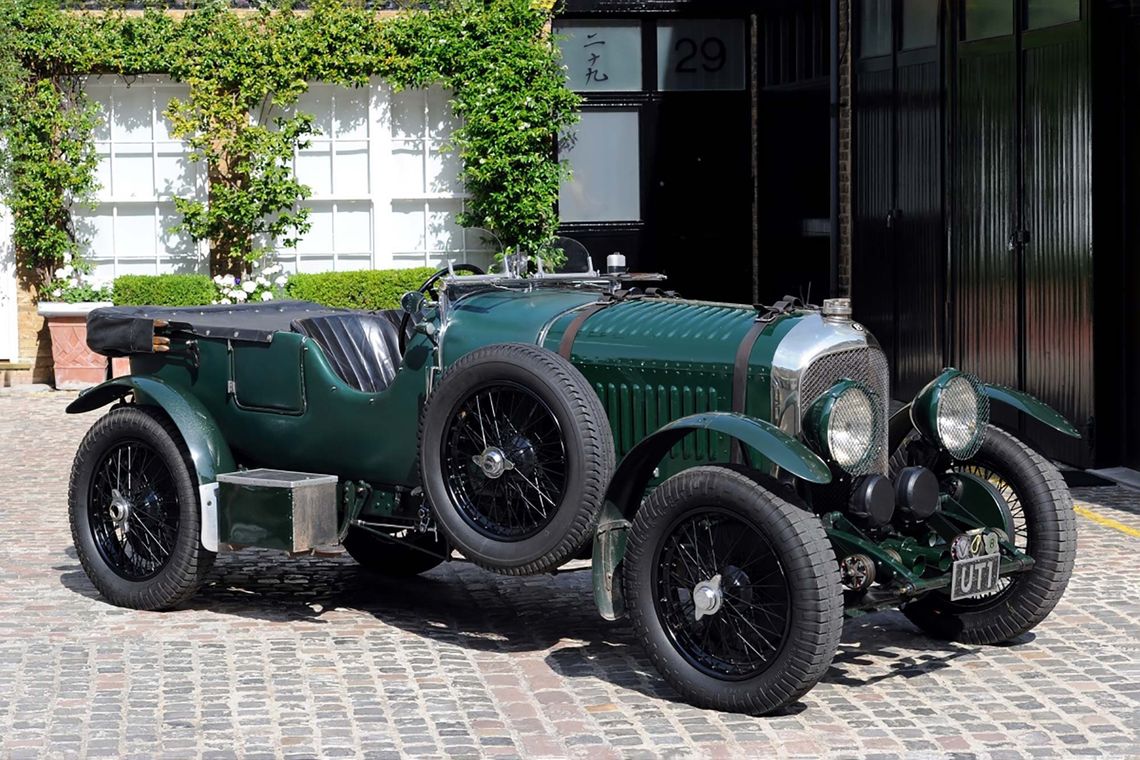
top-left (219, 298), bottom-right (231, 305)
top-left (54, 267), bottom-right (67, 279)
top-left (262, 264), bottom-right (282, 275)
top-left (62, 265), bottom-right (73, 276)
top-left (52, 288), bottom-right (62, 298)
top-left (68, 277), bottom-right (78, 287)
top-left (213, 275), bottom-right (224, 284)
top-left (232, 290), bottom-right (248, 302)
top-left (255, 276), bottom-right (269, 287)
top-left (274, 275), bottom-right (288, 287)
top-left (62, 252), bottom-right (72, 263)
top-left (241, 280), bottom-right (257, 294)
top-left (260, 291), bottom-right (273, 301)
top-left (221, 274), bottom-right (236, 287)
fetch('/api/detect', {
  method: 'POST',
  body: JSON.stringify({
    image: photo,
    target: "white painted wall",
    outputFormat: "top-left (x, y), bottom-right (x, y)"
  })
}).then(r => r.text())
top-left (77, 76), bottom-right (489, 278)
top-left (0, 197), bottom-right (16, 362)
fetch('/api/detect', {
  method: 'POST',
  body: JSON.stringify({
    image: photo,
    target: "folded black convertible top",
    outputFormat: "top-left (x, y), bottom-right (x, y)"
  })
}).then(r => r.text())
top-left (87, 301), bottom-right (352, 357)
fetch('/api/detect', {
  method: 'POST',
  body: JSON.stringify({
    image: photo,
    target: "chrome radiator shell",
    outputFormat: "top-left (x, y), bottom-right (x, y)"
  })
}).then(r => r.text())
top-left (770, 313), bottom-right (891, 475)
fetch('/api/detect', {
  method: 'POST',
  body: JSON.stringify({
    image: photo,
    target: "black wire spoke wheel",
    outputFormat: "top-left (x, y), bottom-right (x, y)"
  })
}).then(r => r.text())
top-left (69, 406), bottom-right (214, 610)
top-left (654, 508), bottom-right (791, 680)
top-left (624, 466), bottom-right (842, 714)
top-left (419, 343), bottom-right (614, 575)
top-left (443, 382), bottom-right (568, 541)
top-left (88, 439), bottom-right (181, 581)
top-left (902, 425), bottom-right (1077, 644)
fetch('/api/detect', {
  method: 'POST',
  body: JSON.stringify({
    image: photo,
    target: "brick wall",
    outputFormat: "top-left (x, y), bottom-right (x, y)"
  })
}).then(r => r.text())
top-left (838, 0), bottom-right (853, 297)
top-left (13, 273), bottom-right (52, 385)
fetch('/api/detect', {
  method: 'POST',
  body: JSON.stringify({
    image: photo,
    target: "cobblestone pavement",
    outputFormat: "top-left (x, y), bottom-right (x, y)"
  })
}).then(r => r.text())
top-left (0, 392), bottom-right (1137, 759)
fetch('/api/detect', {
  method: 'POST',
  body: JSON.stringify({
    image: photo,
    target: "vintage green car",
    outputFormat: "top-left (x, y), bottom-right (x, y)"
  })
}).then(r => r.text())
top-left (67, 253), bottom-right (1078, 714)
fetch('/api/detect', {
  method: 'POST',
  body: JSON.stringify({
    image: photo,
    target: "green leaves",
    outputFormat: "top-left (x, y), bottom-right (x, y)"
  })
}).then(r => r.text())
top-left (1, 0), bottom-right (580, 283)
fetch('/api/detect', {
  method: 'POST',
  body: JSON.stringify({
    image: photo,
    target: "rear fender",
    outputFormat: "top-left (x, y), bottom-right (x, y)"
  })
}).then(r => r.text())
top-left (67, 376), bottom-right (235, 486)
top-left (592, 412), bottom-right (831, 620)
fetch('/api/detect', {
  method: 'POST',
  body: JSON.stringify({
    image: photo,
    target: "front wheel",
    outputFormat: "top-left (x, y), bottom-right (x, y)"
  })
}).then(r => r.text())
top-left (900, 425), bottom-right (1076, 644)
top-left (623, 466), bottom-right (843, 714)
top-left (69, 405), bottom-right (214, 610)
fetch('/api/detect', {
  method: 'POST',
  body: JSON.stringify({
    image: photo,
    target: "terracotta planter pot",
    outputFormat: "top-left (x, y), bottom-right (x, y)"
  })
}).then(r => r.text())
top-left (37, 302), bottom-right (112, 390)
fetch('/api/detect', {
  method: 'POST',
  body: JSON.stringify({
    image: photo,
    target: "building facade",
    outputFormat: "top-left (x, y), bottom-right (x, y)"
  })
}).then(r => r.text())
top-left (3, 0), bottom-right (1131, 474)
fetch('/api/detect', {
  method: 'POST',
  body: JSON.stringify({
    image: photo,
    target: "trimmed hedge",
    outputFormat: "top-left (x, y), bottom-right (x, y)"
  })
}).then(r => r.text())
top-left (112, 274), bottom-right (217, 307)
top-left (285, 268), bottom-right (438, 311)
top-left (109, 268), bottom-right (440, 310)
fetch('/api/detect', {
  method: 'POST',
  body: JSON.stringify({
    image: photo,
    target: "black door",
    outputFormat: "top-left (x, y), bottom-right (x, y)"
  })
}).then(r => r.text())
top-left (649, 91), bottom-right (753, 303)
top-left (554, 14), bottom-right (754, 303)
top-left (952, 0), bottom-right (1092, 465)
top-left (853, 0), bottom-right (945, 399)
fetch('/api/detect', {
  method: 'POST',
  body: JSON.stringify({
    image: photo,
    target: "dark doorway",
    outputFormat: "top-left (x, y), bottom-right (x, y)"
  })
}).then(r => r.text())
top-left (649, 91), bottom-right (753, 304)
top-left (555, 1), bottom-right (832, 305)
top-left (553, 13), bottom-right (755, 303)
top-left (756, 88), bottom-right (831, 306)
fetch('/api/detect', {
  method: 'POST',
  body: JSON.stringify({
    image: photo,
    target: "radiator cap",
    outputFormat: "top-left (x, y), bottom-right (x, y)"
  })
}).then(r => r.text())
top-left (822, 298), bottom-right (852, 319)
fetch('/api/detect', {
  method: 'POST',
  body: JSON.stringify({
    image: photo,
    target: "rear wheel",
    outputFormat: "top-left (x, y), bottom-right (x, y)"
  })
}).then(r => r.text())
top-left (343, 527), bottom-right (448, 577)
top-left (623, 466), bottom-right (843, 714)
top-left (900, 426), bottom-right (1076, 644)
top-left (69, 406), bottom-right (213, 610)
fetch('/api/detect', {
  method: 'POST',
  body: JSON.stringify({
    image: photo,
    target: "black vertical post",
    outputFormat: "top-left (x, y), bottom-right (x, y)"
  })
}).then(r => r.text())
top-left (830, 0), bottom-right (840, 297)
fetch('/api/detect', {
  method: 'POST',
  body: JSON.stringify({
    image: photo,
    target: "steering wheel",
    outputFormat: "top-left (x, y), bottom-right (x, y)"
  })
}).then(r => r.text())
top-left (399, 263), bottom-right (485, 354)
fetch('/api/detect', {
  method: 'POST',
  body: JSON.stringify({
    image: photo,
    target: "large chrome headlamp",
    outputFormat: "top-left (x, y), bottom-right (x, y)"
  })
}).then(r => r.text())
top-left (803, 380), bottom-right (882, 475)
top-left (910, 369), bottom-right (989, 460)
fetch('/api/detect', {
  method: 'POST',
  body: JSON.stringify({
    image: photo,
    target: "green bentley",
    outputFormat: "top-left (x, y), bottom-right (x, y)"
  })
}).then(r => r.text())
top-left (67, 250), bottom-right (1078, 714)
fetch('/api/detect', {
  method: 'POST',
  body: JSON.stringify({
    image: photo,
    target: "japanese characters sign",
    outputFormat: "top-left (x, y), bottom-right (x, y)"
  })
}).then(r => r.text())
top-left (554, 22), bottom-right (642, 93)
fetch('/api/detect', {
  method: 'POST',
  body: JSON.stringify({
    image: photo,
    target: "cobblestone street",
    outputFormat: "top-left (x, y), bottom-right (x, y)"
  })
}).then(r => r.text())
top-left (0, 391), bottom-right (1137, 759)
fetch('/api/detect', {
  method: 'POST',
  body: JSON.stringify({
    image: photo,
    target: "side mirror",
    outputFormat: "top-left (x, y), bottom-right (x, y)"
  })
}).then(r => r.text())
top-left (400, 290), bottom-right (426, 316)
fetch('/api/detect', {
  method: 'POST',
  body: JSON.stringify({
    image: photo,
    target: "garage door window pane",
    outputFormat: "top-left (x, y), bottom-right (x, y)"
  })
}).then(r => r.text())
top-left (965, 0), bottom-right (1013, 40)
top-left (559, 110), bottom-right (640, 223)
top-left (902, 0), bottom-right (939, 50)
top-left (1027, 0), bottom-right (1080, 28)
top-left (860, 0), bottom-right (892, 58)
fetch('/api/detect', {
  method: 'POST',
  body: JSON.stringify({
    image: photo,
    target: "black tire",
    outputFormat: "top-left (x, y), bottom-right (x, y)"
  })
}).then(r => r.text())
top-left (420, 343), bottom-right (615, 575)
top-left (69, 405), bottom-right (214, 610)
top-left (623, 466), bottom-right (843, 714)
top-left (343, 527), bottom-right (449, 577)
top-left (902, 425), bottom-right (1076, 644)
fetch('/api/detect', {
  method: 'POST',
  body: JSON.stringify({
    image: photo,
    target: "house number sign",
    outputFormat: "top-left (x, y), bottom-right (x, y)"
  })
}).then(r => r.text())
top-left (657, 20), bottom-right (746, 92)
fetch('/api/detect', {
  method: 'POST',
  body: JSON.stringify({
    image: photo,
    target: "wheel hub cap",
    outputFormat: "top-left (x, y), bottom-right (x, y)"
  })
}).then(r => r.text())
top-left (472, 446), bottom-right (514, 479)
top-left (692, 573), bottom-right (723, 621)
top-left (108, 488), bottom-right (132, 527)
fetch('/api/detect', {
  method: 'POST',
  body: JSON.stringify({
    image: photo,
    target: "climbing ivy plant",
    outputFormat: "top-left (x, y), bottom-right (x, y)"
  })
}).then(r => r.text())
top-left (0, 0), bottom-right (579, 284)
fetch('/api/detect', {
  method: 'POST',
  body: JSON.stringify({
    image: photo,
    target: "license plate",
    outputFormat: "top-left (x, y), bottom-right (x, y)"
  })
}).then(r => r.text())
top-left (950, 553), bottom-right (1002, 601)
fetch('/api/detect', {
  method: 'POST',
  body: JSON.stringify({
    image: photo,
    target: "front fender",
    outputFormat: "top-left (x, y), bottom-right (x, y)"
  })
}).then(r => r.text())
top-left (592, 412), bottom-right (831, 620)
top-left (67, 376), bottom-right (235, 486)
top-left (981, 384), bottom-right (1081, 439)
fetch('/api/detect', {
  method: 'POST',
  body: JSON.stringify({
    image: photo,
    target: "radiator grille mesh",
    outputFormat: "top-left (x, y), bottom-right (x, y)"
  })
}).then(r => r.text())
top-left (800, 347), bottom-right (891, 475)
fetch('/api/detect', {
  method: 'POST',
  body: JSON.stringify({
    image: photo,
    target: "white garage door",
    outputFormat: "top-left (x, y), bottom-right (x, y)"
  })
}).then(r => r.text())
top-left (77, 76), bottom-right (490, 278)
top-left (282, 81), bottom-right (493, 273)
top-left (79, 76), bottom-right (205, 281)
